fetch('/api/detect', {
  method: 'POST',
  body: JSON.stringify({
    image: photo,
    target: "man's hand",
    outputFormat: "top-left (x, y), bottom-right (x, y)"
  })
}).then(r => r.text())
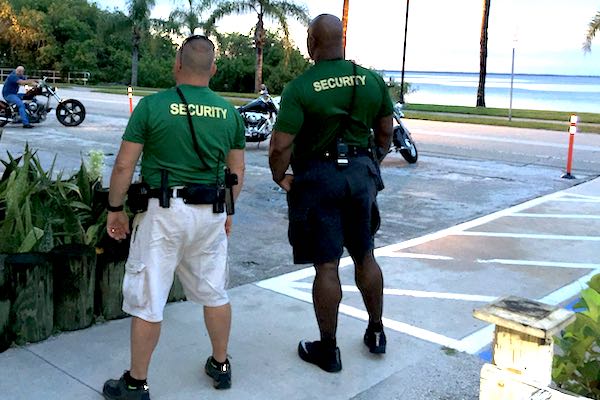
top-left (107, 211), bottom-right (130, 240)
top-left (276, 173), bottom-right (294, 192)
top-left (225, 215), bottom-right (233, 237)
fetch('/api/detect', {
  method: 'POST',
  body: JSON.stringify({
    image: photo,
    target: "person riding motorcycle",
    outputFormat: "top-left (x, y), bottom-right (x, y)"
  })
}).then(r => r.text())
top-left (2, 66), bottom-right (39, 129)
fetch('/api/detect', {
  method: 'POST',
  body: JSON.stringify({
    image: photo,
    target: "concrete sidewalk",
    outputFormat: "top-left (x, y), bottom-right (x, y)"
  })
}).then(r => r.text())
top-left (1, 176), bottom-right (599, 400)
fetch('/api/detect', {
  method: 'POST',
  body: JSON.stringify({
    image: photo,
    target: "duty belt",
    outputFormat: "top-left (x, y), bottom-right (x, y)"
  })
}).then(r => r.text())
top-left (320, 145), bottom-right (372, 160)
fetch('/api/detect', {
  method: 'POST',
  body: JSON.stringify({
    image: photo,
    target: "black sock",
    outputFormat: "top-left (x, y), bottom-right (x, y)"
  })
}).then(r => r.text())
top-left (320, 337), bottom-right (337, 350)
top-left (211, 356), bottom-right (229, 367)
top-left (368, 321), bottom-right (384, 332)
top-left (124, 371), bottom-right (147, 388)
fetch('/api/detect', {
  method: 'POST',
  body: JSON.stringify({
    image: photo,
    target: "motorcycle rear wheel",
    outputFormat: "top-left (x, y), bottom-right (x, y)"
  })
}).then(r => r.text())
top-left (56, 99), bottom-right (85, 127)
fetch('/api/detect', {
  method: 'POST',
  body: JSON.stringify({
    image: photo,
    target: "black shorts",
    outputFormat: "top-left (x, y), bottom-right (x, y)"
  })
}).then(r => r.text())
top-left (287, 156), bottom-right (381, 265)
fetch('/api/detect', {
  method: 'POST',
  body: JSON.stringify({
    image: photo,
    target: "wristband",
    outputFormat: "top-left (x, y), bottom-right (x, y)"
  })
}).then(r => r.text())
top-left (107, 204), bottom-right (124, 212)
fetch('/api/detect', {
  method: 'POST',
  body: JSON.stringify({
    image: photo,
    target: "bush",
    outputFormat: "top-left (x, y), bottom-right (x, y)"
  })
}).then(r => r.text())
top-left (553, 273), bottom-right (600, 398)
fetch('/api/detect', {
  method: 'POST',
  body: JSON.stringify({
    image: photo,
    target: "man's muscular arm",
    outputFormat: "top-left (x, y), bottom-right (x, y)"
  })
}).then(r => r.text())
top-left (373, 115), bottom-right (393, 162)
top-left (269, 130), bottom-right (295, 191)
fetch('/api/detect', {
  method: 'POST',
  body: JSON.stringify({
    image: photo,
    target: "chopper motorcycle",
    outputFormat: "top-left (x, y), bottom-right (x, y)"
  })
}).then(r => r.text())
top-left (237, 84), bottom-right (278, 145)
top-left (391, 101), bottom-right (418, 163)
top-left (0, 77), bottom-right (86, 127)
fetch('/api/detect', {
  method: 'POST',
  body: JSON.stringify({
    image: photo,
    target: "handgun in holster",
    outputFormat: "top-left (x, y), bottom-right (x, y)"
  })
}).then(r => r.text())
top-left (224, 167), bottom-right (238, 215)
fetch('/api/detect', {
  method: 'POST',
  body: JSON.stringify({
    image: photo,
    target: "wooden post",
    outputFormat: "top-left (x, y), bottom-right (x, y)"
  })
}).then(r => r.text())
top-left (473, 296), bottom-right (590, 400)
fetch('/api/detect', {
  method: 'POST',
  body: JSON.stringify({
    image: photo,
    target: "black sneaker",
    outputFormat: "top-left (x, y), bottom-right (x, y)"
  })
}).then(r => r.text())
top-left (22, 124), bottom-right (34, 129)
top-left (205, 356), bottom-right (231, 389)
top-left (364, 328), bottom-right (386, 354)
top-left (102, 373), bottom-right (150, 400)
top-left (298, 340), bottom-right (342, 372)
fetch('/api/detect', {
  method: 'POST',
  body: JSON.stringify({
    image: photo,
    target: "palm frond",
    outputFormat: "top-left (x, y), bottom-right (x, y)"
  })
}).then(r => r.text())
top-left (583, 11), bottom-right (600, 53)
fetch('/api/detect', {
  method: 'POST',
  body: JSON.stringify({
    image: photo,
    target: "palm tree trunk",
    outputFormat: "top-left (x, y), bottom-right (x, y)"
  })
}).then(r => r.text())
top-left (131, 28), bottom-right (140, 87)
top-left (342, 0), bottom-right (349, 50)
top-left (254, 15), bottom-right (265, 93)
top-left (476, 0), bottom-right (490, 107)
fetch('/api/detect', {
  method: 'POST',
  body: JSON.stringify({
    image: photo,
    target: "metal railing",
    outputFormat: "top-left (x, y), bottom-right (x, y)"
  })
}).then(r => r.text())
top-left (0, 68), bottom-right (90, 85)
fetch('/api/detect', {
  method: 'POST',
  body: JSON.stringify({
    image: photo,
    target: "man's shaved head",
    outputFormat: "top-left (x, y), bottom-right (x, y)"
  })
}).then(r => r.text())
top-left (307, 14), bottom-right (344, 61)
top-left (179, 36), bottom-right (215, 74)
top-left (15, 66), bottom-right (24, 74)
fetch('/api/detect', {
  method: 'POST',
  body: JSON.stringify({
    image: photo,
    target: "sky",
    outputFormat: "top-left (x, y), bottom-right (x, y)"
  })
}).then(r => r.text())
top-left (97, 0), bottom-right (600, 76)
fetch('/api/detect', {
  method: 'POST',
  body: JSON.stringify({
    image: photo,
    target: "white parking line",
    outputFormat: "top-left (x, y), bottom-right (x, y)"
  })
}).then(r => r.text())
top-left (288, 282), bottom-right (497, 302)
top-left (255, 185), bottom-right (600, 355)
top-left (513, 213), bottom-right (600, 219)
top-left (458, 231), bottom-right (600, 241)
top-left (477, 259), bottom-right (600, 269)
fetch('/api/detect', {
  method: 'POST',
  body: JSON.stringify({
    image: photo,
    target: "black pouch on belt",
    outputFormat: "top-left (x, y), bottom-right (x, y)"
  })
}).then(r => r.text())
top-left (181, 184), bottom-right (219, 205)
top-left (127, 181), bottom-right (150, 214)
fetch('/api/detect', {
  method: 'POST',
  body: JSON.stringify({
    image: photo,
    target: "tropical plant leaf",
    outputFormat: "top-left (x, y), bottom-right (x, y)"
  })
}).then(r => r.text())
top-left (17, 227), bottom-right (44, 252)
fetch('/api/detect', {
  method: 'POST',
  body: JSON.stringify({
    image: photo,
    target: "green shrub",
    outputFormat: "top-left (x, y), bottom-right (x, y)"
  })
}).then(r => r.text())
top-left (0, 145), bottom-right (105, 253)
top-left (553, 273), bottom-right (600, 398)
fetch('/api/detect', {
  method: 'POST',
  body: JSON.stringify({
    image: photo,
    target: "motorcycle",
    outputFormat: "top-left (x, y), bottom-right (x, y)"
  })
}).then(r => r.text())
top-left (0, 77), bottom-right (86, 127)
top-left (392, 102), bottom-right (418, 163)
top-left (237, 84), bottom-right (278, 145)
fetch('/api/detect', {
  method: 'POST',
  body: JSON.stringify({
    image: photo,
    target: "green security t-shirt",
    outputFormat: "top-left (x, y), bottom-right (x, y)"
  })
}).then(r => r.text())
top-left (273, 59), bottom-right (393, 159)
top-left (123, 85), bottom-right (245, 188)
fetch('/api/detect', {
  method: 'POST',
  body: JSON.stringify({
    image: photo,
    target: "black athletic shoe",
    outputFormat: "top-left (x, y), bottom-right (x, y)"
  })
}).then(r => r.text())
top-left (364, 328), bottom-right (387, 354)
top-left (298, 340), bottom-right (342, 372)
top-left (102, 373), bottom-right (150, 400)
top-left (205, 356), bottom-right (231, 389)
top-left (22, 124), bottom-right (34, 129)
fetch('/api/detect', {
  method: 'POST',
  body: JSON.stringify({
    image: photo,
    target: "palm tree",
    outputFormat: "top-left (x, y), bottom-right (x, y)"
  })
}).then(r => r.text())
top-left (128, 0), bottom-right (155, 86)
top-left (476, 0), bottom-right (490, 107)
top-left (169, 0), bottom-right (212, 36)
top-left (583, 11), bottom-right (600, 52)
top-left (205, 0), bottom-right (309, 93)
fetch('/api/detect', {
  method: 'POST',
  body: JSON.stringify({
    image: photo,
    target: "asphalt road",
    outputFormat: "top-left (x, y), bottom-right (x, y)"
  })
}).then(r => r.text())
top-left (1, 87), bottom-right (599, 289)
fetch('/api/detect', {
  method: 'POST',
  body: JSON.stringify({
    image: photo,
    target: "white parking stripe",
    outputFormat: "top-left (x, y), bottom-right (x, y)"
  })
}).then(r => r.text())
top-left (288, 282), bottom-right (497, 302)
top-left (477, 259), bottom-right (600, 269)
top-left (552, 198), bottom-right (600, 203)
top-left (513, 213), bottom-right (600, 219)
top-left (375, 250), bottom-right (453, 260)
top-left (255, 183), bottom-right (600, 355)
top-left (458, 231), bottom-right (600, 241)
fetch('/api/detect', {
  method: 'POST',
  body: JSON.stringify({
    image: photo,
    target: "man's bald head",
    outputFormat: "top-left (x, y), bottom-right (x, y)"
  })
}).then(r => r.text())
top-left (15, 66), bottom-right (24, 75)
top-left (307, 14), bottom-right (344, 61)
top-left (179, 36), bottom-right (215, 75)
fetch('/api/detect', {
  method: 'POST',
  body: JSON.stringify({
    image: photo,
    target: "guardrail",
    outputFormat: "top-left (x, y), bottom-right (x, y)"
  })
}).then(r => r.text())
top-left (0, 68), bottom-right (90, 85)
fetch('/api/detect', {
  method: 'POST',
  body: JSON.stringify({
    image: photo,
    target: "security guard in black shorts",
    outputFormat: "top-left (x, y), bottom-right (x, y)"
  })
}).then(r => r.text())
top-left (269, 14), bottom-right (393, 373)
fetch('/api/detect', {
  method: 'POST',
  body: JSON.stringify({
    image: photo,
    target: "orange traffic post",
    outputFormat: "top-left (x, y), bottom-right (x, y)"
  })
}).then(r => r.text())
top-left (128, 85), bottom-right (133, 114)
top-left (561, 114), bottom-right (577, 179)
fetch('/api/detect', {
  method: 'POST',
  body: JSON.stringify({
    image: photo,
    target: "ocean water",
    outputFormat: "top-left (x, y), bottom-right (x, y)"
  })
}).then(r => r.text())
top-left (381, 71), bottom-right (600, 114)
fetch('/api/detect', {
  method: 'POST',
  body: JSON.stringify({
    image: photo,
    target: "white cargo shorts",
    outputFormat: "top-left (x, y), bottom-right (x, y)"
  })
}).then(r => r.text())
top-left (122, 198), bottom-right (229, 322)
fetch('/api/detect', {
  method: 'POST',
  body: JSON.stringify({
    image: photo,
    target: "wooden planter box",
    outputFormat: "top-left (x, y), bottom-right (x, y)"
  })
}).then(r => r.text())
top-left (51, 244), bottom-right (96, 331)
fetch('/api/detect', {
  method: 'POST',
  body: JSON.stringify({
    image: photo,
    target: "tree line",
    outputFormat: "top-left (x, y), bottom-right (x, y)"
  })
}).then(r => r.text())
top-left (0, 0), bottom-right (310, 93)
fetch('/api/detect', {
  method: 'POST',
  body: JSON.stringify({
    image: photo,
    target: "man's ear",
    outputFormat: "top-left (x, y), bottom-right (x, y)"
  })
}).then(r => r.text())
top-left (210, 62), bottom-right (217, 78)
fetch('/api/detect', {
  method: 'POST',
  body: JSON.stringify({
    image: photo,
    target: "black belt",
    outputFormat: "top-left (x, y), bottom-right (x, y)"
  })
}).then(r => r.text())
top-left (148, 185), bottom-right (222, 205)
top-left (320, 146), bottom-right (372, 160)
top-left (148, 188), bottom-right (186, 199)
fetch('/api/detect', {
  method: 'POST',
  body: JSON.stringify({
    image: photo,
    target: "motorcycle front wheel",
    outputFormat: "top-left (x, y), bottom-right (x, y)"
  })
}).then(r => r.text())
top-left (56, 99), bottom-right (86, 126)
top-left (398, 128), bottom-right (418, 164)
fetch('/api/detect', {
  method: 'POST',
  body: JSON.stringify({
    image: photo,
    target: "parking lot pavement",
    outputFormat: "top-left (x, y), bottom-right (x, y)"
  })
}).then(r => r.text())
top-left (258, 176), bottom-right (600, 357)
